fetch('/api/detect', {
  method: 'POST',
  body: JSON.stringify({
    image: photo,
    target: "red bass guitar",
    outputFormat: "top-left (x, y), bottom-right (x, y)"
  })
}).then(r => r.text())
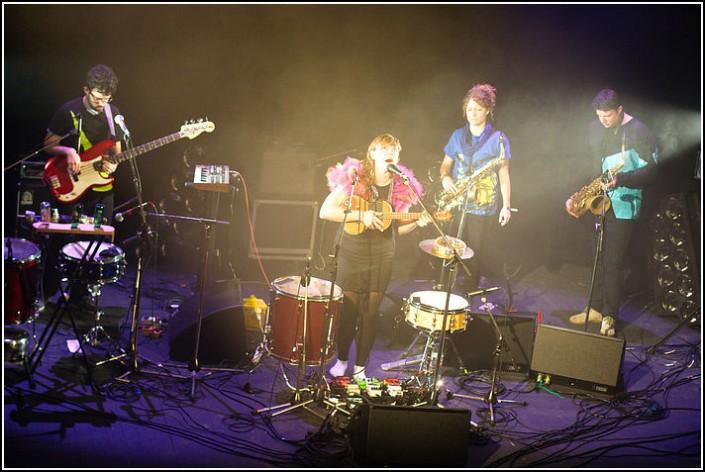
top-left (43, 120), bottom-right (215, 204)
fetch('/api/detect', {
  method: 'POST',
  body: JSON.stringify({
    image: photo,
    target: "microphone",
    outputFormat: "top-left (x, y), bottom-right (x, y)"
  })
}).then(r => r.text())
top-left (114, 202), bottom-right (152, 222)
top-left (300, 256), bottom-right (312, 287)
top-left (349, 167), bottom-right (360, 183)
top-left (465, 287), bottom-right (502, 298)
top-left (386, 163), bottom-right (408, 181)
top-left (114, 115), bottom-right (131, 137)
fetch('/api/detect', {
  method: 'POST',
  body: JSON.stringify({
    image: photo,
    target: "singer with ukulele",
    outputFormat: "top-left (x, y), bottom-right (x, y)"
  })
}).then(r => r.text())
top-left (320, 134), bottom-right (431, 381)
top-left (40, 64), bottom-right (128, 311)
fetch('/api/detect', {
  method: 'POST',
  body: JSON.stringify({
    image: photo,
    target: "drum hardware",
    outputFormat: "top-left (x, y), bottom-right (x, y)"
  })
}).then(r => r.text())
top-left (254, 271), bottom-right (345, 420)
top-left (382, 291), bottom-right (469, 372)
top-left (447, 293), bottom-right (527, 426)
top-left (28, 237), bottom-right (107, 386)
top-left (4, 327), bottom-right (35, 388)
top-left (56, 240), bottom-right (127, 352)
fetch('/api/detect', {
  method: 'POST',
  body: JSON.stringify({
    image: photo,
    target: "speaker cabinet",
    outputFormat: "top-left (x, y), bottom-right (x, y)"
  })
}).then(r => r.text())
top-left (249, 199), bottom-right (318, 260)
top-left (168, 280), bottom-right (249, 365)
top-left (530, 324), bottom-right (625, 397)
top-left (446, 311), bottom-right (537, 375)
top-left (348, 404), bottom-right (470, 467)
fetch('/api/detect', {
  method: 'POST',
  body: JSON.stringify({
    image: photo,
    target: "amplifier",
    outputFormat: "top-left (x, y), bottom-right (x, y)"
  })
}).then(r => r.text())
top-left (20, 161), bottom-right (45, 180)
top-left (530, 324), bottom-right (625, 398)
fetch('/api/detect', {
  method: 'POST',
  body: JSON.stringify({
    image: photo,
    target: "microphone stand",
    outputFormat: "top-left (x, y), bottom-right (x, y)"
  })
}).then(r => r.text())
top-left (583, 186), bottom-right (608, 333)
top-left (391, 169), bottom-right (472, 406)
top-left (314, 174), bottom-right (357, 410)
top-left (5, 129), bottom-right (76, 172)
top-left (448, 294), bottom-right (527, 426)
top-left (110, 136), bottom-right (182, 381)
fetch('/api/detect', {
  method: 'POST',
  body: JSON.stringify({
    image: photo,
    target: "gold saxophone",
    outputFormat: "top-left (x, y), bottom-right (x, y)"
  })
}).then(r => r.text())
top-left (436, 155), bottom-right (504, 212)
top-left (568, 160), bottom-right (625, 217)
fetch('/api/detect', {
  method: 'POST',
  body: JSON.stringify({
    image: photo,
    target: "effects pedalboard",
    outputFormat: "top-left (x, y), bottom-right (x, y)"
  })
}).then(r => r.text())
top-left (328, 377), bottom-right (431, 405)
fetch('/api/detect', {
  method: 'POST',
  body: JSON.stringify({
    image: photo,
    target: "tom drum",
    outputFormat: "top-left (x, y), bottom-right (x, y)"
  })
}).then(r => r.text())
top-left (4, 238), bottom-right (41, 324)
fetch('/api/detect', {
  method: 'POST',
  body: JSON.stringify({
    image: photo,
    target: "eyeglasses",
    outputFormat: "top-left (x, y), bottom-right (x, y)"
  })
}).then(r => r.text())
top-left (88, 90), bottom-right (113, 103)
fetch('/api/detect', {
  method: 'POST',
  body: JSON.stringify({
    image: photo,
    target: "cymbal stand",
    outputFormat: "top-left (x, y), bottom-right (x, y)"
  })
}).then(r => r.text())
top-left (392, 170), bottom-right (473, 405)
top-left (450, 295), bottom-right (526, 426)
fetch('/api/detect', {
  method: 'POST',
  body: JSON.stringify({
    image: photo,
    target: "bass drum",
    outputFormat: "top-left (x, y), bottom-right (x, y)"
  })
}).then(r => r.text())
top-left (268, 275), bottom-right (342, 365)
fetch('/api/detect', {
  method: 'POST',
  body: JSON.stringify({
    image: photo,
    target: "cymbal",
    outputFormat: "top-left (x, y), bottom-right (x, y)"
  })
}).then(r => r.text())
top-left (418, 237), bottom-right (474, 260)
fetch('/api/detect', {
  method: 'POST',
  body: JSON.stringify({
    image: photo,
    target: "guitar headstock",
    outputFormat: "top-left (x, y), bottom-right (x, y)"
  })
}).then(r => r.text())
top-left (180, 119), bottom-right (216, 139)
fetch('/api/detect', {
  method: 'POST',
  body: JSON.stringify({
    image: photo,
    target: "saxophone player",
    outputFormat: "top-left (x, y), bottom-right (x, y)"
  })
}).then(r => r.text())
top-left (566, 89), bottom-right (658, 337)
top-left (438, 83), bottom-right (512, 295)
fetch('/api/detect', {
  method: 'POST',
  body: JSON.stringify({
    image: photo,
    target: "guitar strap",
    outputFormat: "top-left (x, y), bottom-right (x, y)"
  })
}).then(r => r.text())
top-left (104, 103), bottom-right (116, 138)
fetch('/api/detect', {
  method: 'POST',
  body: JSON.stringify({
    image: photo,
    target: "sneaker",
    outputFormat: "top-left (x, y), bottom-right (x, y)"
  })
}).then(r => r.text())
top-left (600, 316), bottom-right (616, 337)
top-left (569, 308), bottom-right (603, 324)
top-left (352, 365), bottom-right (366, 382)
top-left (329, 359), bottom-right (348, 377)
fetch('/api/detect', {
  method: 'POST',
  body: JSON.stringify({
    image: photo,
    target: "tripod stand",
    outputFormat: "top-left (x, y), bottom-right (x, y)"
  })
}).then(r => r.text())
top-left (28, 237), bottom-right (106, 387)
top-left (449, 295), bottom-right (526, 426)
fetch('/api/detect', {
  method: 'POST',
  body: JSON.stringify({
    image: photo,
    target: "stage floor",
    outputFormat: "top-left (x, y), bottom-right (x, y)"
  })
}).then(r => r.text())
top-left (4, 256), bottom-right (701, 468)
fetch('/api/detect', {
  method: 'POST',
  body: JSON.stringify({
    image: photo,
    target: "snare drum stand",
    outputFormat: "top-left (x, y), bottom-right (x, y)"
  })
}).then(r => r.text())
top-left (449, 295), bottom-right (526, 426)
top-left (28, 238), bottom-right (104, 388)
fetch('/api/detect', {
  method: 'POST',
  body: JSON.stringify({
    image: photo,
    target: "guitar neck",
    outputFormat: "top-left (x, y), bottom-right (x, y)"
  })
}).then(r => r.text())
top-left (382, 212), bottom-right (425, 220)
top-left (110, 131), bottom-right (184, 164)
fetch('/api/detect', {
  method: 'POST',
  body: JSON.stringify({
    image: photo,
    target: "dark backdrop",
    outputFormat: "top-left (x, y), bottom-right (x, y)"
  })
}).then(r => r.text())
top-left (4, 4), bottom-right (701, 283)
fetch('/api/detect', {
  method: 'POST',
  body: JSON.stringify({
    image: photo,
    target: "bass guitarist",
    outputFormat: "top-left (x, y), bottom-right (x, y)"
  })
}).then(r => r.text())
top-left (320, 134), bottom-right (431, 381)
top-left (40, 64), bottom-right (126, 310)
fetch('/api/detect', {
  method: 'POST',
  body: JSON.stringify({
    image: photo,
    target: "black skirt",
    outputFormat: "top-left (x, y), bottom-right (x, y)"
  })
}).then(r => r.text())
top-left (336, 225), bottom-right (395, 294)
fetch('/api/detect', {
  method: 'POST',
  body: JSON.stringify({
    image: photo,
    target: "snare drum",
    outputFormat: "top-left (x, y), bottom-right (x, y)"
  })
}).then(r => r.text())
top-left (4, 238), bottom-right (41, 324)
top-left (404, 290), bottom-right (468, 333)
top-left (268, 275), bottom-right (343, 365)
top-left (59, 241), bottom-right (126, 284)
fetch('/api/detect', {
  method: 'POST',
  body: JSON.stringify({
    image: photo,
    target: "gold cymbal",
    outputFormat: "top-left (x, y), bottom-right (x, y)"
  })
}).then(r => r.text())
top-left (418, 236), bottom-right (474, 260)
